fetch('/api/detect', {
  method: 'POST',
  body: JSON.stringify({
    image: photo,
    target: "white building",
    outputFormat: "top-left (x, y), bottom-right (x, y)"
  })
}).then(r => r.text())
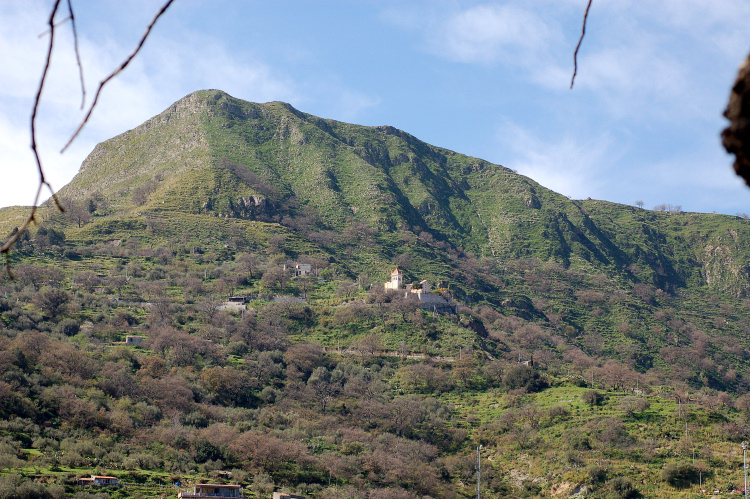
top-left (384, 268), bottom-right (403, 290)
top-left (295, 263), bottom-right (313, 276)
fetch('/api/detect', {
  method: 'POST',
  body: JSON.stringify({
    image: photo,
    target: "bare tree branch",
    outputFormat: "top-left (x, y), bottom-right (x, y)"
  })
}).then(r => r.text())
top-left (2, 0), bottom-right (64, 274)
top-left (570, 0), bottom-right (593, 89)
top-left (61, 0), bottom-right (176, 153)
top-left (66, 0), bottom-right (86, 109)
top-left (3, 0), bottom-right (176, 276)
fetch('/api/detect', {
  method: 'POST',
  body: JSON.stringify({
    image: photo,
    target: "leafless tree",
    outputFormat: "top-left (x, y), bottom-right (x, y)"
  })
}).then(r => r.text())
top-left (307, 366), bottom-right (344, 413)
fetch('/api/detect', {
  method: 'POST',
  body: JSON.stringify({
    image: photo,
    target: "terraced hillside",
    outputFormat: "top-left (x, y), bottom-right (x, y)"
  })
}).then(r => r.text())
top-left (3, 90), bottom-right (750, 497)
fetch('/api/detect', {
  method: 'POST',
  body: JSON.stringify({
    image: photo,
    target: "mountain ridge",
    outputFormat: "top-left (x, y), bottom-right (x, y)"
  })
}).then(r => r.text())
top-left (6, 88), bottom-right (750, 300)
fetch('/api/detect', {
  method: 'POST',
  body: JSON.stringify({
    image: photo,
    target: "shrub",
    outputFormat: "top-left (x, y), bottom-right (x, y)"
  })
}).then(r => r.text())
top-left (620, 396), bottom-right (650, 417)
top-left (225, 341), bottom-right (248, 357)
top-left (62, 249), bottom-right (80, 260)
top-left (123, 453), bottom-right (162, 470)
top-left (546, 405), bottom-right (570, 423)
top-left (586, 464), bottom-right (607, 484)
top-left (662, 462), bottom-right (699, 488)
top-left (596, 419), bottom-right (635, 450)
top-left (194, 439), bottom-right (225, 464)
top-left (502, 365), bottom-right (548, 393)
top-left (0, 475), bottom-right (65, 499)
top-left (55, 318), bottom-right (80, 336)
top-left (567, 431), bottom-right (592, 451)
top-left (520, 480), bottom-right (541, 497)
top-left (722, 421), bottom-right (749, 442)
top-left (608, 476), bottom-right (640, 498)
top-left (581, 390), bottom-right (605, 407)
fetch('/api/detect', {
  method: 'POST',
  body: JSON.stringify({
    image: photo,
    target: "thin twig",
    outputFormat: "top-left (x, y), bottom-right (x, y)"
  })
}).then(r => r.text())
top-left (37, 14), bottom-right (71, 37)
top-left (67, 0), bottom-right (86, 110)
top-left (4, 0), bottom-right (175, 275)
top-left (61, 0), bottom-right (176, 153)
top-left (570, 0), bottom-right (593, 89)
top-left (1, 0), bottom-right (64, 269)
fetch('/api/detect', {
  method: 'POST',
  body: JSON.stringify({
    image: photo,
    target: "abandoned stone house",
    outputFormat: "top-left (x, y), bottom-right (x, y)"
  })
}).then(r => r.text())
top-left (294, 263), bottom-right (313, 276)
top-left (219, 296), bottom-right (248, 311)
top-left (383, 269), bottom-right (455, 313)
top-left (125, 335), bottom-right (143, 346)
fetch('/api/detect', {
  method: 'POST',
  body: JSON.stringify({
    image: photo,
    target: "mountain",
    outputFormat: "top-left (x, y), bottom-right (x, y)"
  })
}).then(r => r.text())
top-left (8, 89), bottom-right (746, 380)
top-left (4, 90), bottom-right (750, 497)
top-left (47, 90), bottom-right (750, 294)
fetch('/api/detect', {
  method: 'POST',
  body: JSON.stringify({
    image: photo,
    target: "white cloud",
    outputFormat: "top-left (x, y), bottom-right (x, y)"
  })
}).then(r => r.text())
top-left (145, 31), bottom-right (299, 106)
top-left (329, 91), bottom-right (382, 123)
top-left (497, 122), bottom-right (615, 200)
top-left (564, 1), bottom-right (750, 121)
top-left (569, 43), bottom-right (693, 122)
top-left (430, 4), bottom-right (559, 65)
top-left (0, 1), bottom-right (302, 208)
top-left (397, 1), bottom-right (750, 125)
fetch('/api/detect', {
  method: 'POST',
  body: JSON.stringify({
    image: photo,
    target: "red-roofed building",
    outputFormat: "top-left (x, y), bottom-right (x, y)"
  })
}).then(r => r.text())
top-left (78, 475), bottom-right (119, 486)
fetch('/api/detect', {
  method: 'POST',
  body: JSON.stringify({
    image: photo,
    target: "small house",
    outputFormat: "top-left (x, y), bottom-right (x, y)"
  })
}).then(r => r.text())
top-left (92, 476), bottom-right (119, 486)
top-left (79, 475), bottom-right (119, 486)
top-left (273, 493), bottom-right (306, 499)
top-left (219, 296), bottom-right (247, 311)
top-left (125, 335), bottom-right (143, 346)
top-left (295, 264), bottom-right (313, 277)
top-left (178, 483), bottom-right (243, 498)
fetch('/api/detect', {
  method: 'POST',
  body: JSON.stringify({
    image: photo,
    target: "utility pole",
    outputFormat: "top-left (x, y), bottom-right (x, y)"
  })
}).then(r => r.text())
top-left (743, 442), bottom-right (748, 499)
top-left (476, 445), bottom-right (482, 499)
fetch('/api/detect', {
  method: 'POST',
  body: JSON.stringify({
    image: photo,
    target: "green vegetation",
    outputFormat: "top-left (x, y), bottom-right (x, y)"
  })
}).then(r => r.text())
top-left (2, 90), bottom-right (750, 497)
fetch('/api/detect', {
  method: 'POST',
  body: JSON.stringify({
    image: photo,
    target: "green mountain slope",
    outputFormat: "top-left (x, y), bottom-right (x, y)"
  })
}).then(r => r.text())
top-left (5, 90), bottom-right (750, 497)
top-left (50, 90), bottom-right (750, 296)
top-left (15, 89), bottom-right (746, 388)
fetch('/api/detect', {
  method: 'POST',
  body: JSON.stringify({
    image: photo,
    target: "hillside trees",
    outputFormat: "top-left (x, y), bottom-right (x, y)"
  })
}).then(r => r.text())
top-left (307, 366), bottom-right (344, 413)
top-left (34, 288), bottom-right (70, 321)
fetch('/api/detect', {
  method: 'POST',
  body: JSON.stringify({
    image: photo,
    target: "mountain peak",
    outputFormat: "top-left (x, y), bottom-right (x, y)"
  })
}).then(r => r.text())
top-left (51, 90), bottom-right (750, 298)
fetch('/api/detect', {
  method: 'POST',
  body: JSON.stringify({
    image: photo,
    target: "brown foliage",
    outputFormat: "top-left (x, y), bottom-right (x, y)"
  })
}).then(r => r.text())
top-left (229, 431), bottom-right (312, 473)
top-left (147, 326), bottom-right (219, 366)
top-left (200, 366), bottom-right (257, 406)
top-left (141, 374), bottom-right (195, 415)
top-left (398, 363), bottom-right (453, 394)
top-left (284, 342), bottom-right (324, 381)
top-left (39, 342), bottom-right (97, 385)
top-left (34, 288), bottom-right (70, 321)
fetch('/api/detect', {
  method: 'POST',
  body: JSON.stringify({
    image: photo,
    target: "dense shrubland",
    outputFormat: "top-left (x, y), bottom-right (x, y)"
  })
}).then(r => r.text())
top-left (2, 213), bottom-right (750, 498)
top-left (4, 91), bottom-right (750, 495)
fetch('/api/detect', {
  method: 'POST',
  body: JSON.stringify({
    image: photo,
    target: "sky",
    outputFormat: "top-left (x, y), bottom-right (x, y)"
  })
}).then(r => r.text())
top-left (2, 0), bottom-right (750, 215)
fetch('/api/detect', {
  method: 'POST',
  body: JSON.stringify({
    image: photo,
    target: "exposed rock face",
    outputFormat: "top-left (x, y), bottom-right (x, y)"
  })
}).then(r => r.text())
top-left (702, 242), bottom-right (750, 297)
top-left (234, 195), bottom-right (274, 219)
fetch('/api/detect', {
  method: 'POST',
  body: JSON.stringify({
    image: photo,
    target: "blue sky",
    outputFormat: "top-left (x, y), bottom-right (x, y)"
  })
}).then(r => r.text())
top-left (2, 0), bottom-right (750, 214)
